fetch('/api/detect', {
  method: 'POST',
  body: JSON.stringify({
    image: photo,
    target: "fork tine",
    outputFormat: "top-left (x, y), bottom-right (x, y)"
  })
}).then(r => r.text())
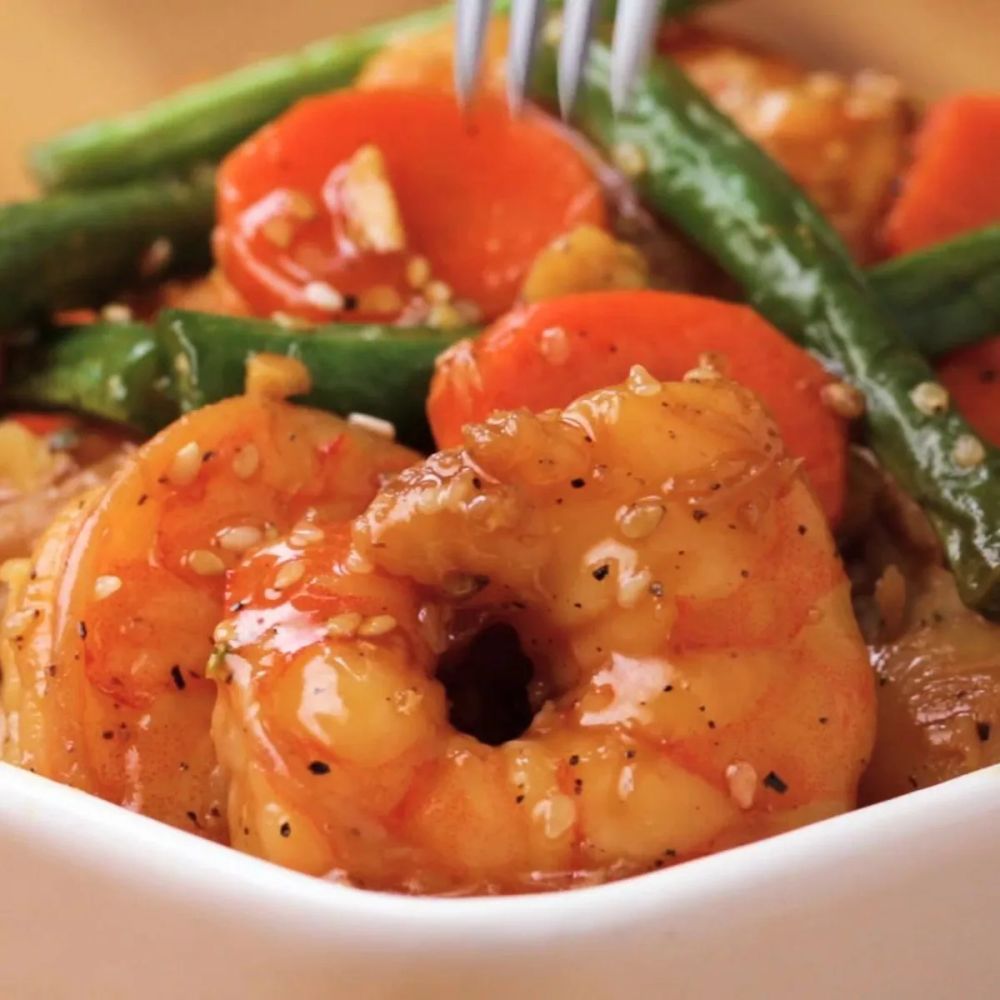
top-left (557, 0), bottom-right (599, 119)
top-left (454, 0), bottom-right (494, 107)
top-left (610, 0), bottom-right (661, 113)
top-left (506, 0), bottom-right (545, 113)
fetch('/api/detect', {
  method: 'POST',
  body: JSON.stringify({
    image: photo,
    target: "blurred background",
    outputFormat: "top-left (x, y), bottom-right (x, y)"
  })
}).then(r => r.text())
top-left (2, 0), bottom-right (998, 197)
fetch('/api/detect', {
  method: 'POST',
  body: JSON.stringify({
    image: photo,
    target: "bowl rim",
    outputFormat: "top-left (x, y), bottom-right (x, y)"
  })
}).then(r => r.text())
top-left (2, 758), bottom-right (998, 938)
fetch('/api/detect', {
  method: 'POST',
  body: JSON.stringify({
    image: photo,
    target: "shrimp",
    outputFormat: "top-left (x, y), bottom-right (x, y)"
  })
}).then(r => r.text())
top-left (0, 388), bottom-right (417, 839)
top-left (861, 566), bottom-right (1000, 803)
top-left (212, 369), bottom-right (875, 893)
top-left (660, 26), bottom-right (910, 261)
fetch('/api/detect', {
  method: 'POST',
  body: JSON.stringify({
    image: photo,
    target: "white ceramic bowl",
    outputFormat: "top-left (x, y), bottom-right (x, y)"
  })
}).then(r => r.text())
top-left (0, 760), bottom-right (997, 998)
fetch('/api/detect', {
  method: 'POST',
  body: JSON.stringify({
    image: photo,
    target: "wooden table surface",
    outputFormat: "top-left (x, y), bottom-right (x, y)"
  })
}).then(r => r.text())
top-left (1, 0), bottom-right (997, 198)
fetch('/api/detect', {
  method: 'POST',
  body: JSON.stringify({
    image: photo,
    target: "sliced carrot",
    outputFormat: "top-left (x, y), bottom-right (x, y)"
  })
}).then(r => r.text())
top-left (8, 412), bottom-right (76, 437)
top-left (937, 334), bottom-right (1000, 447)
top-left (884, 94), bottom-right (1000, 255)
top-left (428, 291), bottom-right (848, 522)
top-left (215, 87), bottom-right (606, 324)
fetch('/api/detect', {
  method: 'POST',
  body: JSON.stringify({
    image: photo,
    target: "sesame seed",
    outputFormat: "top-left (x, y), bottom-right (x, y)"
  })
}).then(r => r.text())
top-left (617, 568), bottom-right (652, 609)
top-left (696, 351), bottom-right (730, 376)
top-left (952, 434), bottom-right (986, 470)
top-left (167, 441), bottom-right (202, 487)
top-left (820, 381), bottom-right (866, 419)
top-left (139, 237), bottom-right (173, 277)
top-left (290, 521), bottom-right (325, 547)
top-left (617, 498), bottom-right (665, 539)
top-left (540, 325), bottom-right (571, 365)
top-left (725, 761), bottom-right (757, 809)
top-left (326, 612), bottom-right (363, 638)
top-left (231, 443), bottom-right (260, 480)
top-left (612, 141), bottom-right (647, 178)
top-left (357, 614), bottom-right (397, 637)
top-left (93, 575), bottom-right (122, 600)
top-left (405, 255), bottom-right (432, 289)
top-left (427, 302), bottom-right (466, 329)
top-left (909, 381), bottom-right (950, 416)
top-left (270, 311), bottom-right (308, 330)
top-left (347, 412), bottom-right (396, 439)
top-left (101, 302), bottom-right (133, 324)
top-left (345, 549), bottom-right (374, 574)
top-left (303, 280), bottom-right (345, 312)
top-left (217, 525), bottom-right (263, 553)
top-left (617, 765), bottom-right (635, 801)
top-left (425, 279), bottom-right (453, 304)
top-left (274, 561), bottom-right (305, 590)
top-left (533, 794), bottom-right (576, 839)
top-left (186, 550), bottom-right (226, 576)
top-left (627, 364), bottom-right (661, 396)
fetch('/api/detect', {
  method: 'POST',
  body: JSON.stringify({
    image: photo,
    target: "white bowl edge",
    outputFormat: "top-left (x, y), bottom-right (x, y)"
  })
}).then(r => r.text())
top-left (0, 761), bottom-right (998, 998)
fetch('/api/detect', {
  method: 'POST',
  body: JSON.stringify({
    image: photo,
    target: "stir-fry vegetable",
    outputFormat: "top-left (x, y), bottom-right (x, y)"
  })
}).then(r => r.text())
top-left (162, 310), bottom-right (466, 447)
top-left (938, 336), bottom-right (1000, 449)
top-left (4, 220), bottom-right (996, 445)
top-left (2, 321), bottom-right (170, 433)
top-left (869, 225), bottom-right (1000, 358)
top-left (215, 87), bottom-right (605, 323)
top-left (534, 43), bottom-right (1000, 616)
top-left (28, 5), bottom-right (454, 191)
top-left (0, 169), bottom-right (213, 329)
top-left (884, 94), bottom-right (1000, 255)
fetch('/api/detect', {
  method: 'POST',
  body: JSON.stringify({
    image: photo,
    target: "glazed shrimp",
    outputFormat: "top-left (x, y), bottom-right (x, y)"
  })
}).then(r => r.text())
top-left (0, 380), bottom-right (417, 838)
top-left (212, 370), bottom-right (875, 893)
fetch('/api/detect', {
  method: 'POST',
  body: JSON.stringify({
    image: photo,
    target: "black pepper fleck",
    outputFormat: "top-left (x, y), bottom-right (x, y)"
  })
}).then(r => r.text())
top-left (625, 749), bottom-right (636, 760)
top-left (279, 821), bottom-right (292, 838)
top-left (77, 621), bottom-right (87, 639)
top-left (592, 564), bottom-right (610, 581)
top-left (570, 478), bottom-right (586, 489)
top-left (797, 524), bottom-right (808, 535)
top-left (762, 770), bottom-right (788, 794)
top-left (976, 721), bottom-right (992, 742)
top-left (568, 754), bottom-right (580, 766)
top-left (170, 665), bottom-right (186, 691)
top-left (308, 760), bottom-right (331, 775)
top-left (692, 509), bottom-right (708, 522)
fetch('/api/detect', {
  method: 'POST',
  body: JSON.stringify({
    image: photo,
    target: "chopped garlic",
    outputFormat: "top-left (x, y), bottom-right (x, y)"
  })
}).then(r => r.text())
top-left (340, 144), bottom-right (407, 253)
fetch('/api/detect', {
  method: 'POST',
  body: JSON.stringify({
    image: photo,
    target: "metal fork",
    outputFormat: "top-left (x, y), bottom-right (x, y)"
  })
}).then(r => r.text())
top-left (455, 0), bottom-right (661, 116)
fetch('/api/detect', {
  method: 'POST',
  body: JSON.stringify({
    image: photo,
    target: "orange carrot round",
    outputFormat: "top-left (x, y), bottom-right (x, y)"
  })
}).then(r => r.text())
top-left (937, 334), bottom-right (1000, 447)
top-left (428, 291), bottom-right (849, 522)
top-left (215, 87), bottom-right (606, 324)
top-left (884, 94), bottom-right (1000, 256)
